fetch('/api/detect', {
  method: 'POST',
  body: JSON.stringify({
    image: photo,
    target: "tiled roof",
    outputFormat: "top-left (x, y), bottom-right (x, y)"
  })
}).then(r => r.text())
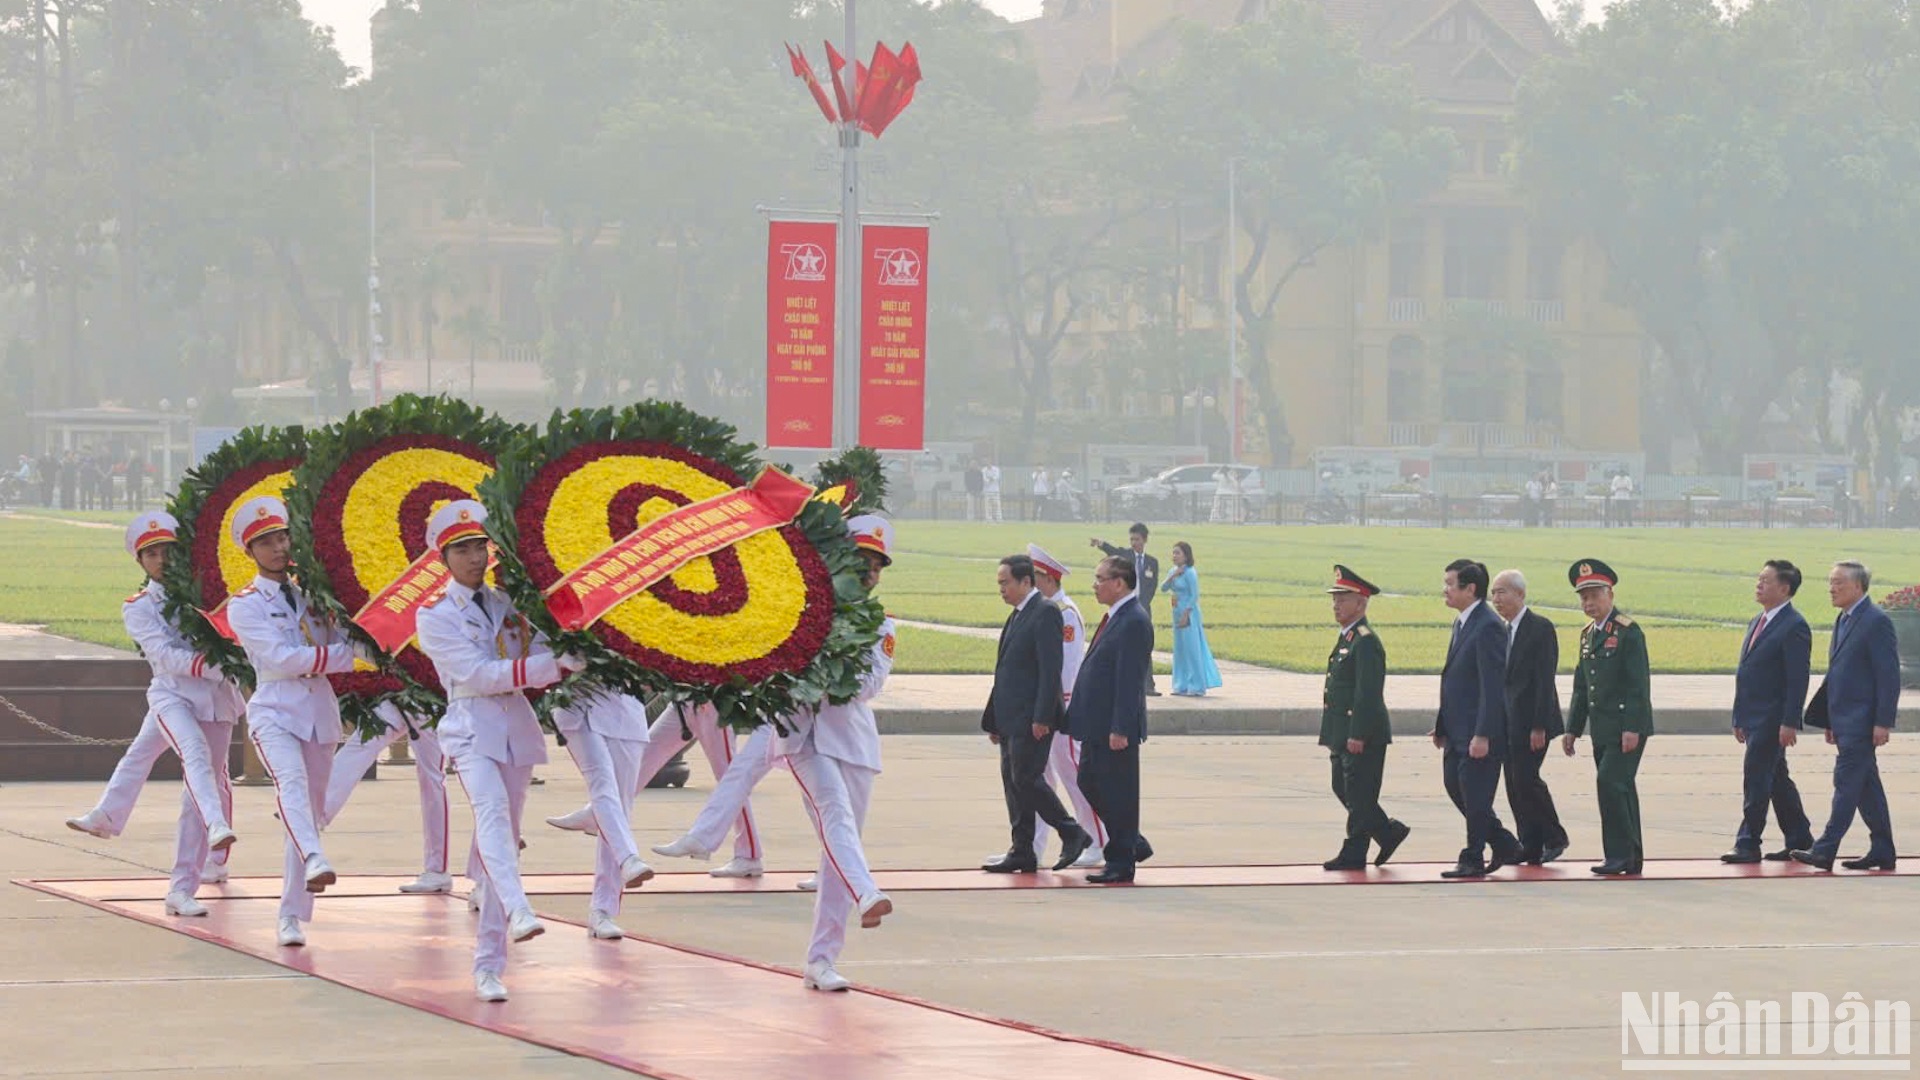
top-left (1019, 0), bottom-right (1563, 127)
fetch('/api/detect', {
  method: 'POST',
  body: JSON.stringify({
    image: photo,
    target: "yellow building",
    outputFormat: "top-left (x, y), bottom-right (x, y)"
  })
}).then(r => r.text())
top-left (1019, 0), bottom-right (1647, 466)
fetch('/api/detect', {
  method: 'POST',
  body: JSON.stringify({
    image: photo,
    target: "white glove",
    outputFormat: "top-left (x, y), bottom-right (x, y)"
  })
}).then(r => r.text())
top-left (556, 652), bottom-right (587, 674)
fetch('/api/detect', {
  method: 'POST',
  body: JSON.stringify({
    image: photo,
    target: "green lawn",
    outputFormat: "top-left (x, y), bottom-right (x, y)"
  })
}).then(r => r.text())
top-left (7, 515), bottom-right (1912, 675)
top-left (882, 522), bottom-right (1920, 673)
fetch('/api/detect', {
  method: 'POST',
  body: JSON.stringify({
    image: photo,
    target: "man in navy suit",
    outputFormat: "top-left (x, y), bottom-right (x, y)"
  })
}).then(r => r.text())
top-left (1792, 560), bottom-right (1899, 871)
top-left (1432, 559), bottom-right (1523, 878)
top-left (1722, 559), bottom-right (1816, 864)
top-left (1066, 554), bottom-right (1153, 884)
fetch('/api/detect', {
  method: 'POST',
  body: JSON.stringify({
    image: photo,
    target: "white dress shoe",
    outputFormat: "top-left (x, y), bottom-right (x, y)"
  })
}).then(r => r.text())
top-left (708, 856), bottom-right (763, 879)
top-left (303, 855), bottom-right (336, 893)
top-left (1070, 848), bottom-right (1105, 869)
top-left (796, 875), bottom-right (817, 892)
top-left (206, 825), bottom-right (237, 852)
top-left (398, 871), bottom-right (453, 894)
top-left (164, 891), bottom-right (208, 917)
top-left (65, 810), bottom-right (112, 839)
top-left (545, 806), bottom-right (597, 835)
top-left (467, 881), bottom-right (486, 912)
top-left (856, 891), bottom-right (893, 929)
top-left (588, 909), bottom-right (624, 939)
top-left (276, 917), bottom-right (306, 947)
top-left (201, 862), bottom-right (229, 884)
top-left (620, 855), bottom-right (655, 888)
top-left (474, 971), bottom-right (508, 1002)
top-left (802, 959), bottom-right (852, 992)
top-left (650, 835), bottom-right (712, 860)
top-left (508, 907), bottom-right (546, 942)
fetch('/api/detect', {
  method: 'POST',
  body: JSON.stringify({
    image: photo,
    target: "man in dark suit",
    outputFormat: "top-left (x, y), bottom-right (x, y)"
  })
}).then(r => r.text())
top-left (1091, 523), bottom-right (1160, 695)
top-left (1433, 559), bottom-right (1522, 878)
top-left (1319, 565), bottom-right (1409, 871)
top-left (1489, 569), bottom-right (1569, 865)
top-left (982, 554), bottom-right (1093, 874)
top-left (1723, 559), bottom-right (1816, 864)
top-left (1792, 560), bottom-right (1899, 871)
top-left (1066, 554), bottom-right (1153, 884)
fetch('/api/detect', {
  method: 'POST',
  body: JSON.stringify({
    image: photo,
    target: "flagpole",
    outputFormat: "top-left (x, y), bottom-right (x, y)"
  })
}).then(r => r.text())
top-left (836, 0), bottom-right (861, 451)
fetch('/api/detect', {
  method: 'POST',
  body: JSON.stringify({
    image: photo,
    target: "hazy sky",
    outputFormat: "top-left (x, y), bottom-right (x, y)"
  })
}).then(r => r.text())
top-left (299, 0), bottom-right (1048, 75)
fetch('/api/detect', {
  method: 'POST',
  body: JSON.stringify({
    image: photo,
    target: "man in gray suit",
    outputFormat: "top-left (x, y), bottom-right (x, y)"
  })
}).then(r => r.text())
top-left (982, 554), bottom-right (1094, 873)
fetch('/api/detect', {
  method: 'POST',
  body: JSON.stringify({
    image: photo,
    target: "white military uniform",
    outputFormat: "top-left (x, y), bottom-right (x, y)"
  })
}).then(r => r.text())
top-left (224, 499), bottom-right (359, 927)
top-left (1026, 544), bottom-right (1106, 862)
top-left (321, 700), bottom-right (450, 886)
top-left (415, 504), bottom-right (567, 979)
top-left (777, 514), bottom-right (896, 983)
top-left (550, 687), bottom-right (650, 921)
top-left (73, 513), bottom-right (244, 902)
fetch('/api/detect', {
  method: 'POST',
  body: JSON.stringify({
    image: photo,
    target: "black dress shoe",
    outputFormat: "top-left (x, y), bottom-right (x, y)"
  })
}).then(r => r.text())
top-left (1489, 846), bottom-right (1523, 874)
top-left (1841, 854), bottom-right (1898, 871)
top-left (1440, 861), bottom-right (1489, 879)
top-left (1763, 848), bottom-right (1795, 862)
top-left (1052, 829), bottom-right (1093, 872)
top-left (1322, 852), bottom-right (1367, 871)
top-left (1086, 867), bottom-right (1134, 884)
top-left (1590, 861), bottom-right (1632, 876)
top-left (1374, 821), bottom-right (1411, 866)
top-left (1788, 849), bottom-right (1834, 871)
top-left (1518, 848), bottom-right (1544, 866)
top-left (1720, 849), bottom-right (1763, 864)
top-left (982, 855), bottom-right (1038, 874)
top-left (1541, 843), bottom-right (1568, 865)
top-left (1626, 861), bottom-right (1643, 875)
top-left (1134, 838), bottom-right (1154, 863)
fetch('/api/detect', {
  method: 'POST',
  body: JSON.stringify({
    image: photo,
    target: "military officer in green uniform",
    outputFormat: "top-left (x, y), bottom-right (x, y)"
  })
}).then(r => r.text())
top-left (1562, 559), bottom-right (1653, 875)
top-left (1320, 565), bottom-right (1412, 870)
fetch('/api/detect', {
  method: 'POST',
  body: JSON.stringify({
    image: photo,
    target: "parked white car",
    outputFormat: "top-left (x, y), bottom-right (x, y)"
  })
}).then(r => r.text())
top-left (1109, 464), bottom-right (1265, 517)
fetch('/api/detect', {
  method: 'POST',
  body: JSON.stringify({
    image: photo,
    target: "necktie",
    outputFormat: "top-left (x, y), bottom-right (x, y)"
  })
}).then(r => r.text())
top-left (282, 586), bottom-right (298, 613)
top-left (1507, 618), bottom-right (1517, 658)
top-left (1134, 553), bottom-right (1143, 586)
top-left (474, 590), bottom-right (489, 620)
top-left (1744, 615), bottom-right (1765, 655)
top-left (1090, 611), bottom-right (1110, 649)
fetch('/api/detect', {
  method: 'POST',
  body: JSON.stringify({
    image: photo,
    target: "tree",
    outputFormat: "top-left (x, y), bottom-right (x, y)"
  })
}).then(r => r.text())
top-left (1126, 1), bottom-right (1453, 464)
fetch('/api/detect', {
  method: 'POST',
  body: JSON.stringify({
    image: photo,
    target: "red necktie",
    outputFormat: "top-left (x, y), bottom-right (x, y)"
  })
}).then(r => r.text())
top-left (1745, 614), bottom-right (1766, 654)
top-left (1090, 612), bottom-right (1110, 647)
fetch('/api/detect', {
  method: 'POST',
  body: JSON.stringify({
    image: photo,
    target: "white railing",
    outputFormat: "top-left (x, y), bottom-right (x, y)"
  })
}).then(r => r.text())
top-left (1444, 298), bottom-right (1509, 317)
top-left (1387, 297), bottom-right (1425, 324)
top-left (502, 342), bottom-right (540, 365)
top-left (1387, 422), bottom-right (1429, 445)
top-left (1528, 299), bottom-right (1565, 323)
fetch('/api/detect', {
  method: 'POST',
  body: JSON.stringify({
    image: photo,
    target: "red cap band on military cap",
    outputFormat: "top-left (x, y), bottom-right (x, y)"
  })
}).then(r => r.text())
top-left (434, 520), bottom-right (487, 551)
top-left (132, 525), bottom-right (176, 553)
top-left (239, 513), bottom-right (288, 547)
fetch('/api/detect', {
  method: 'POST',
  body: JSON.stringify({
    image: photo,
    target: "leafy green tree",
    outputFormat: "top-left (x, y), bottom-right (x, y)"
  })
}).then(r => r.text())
top-left (1126, 1), bottom-right (1453, 464)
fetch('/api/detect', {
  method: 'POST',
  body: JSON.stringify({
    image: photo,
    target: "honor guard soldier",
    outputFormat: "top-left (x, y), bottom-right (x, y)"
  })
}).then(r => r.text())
top-left (777, 514), bottom-right (896, 992)
top-left (322, 700), bottom-right (453, 895)
top-left (1025, 542), bottom-right (1107, 869)
top-left (66, 512), bottom-right (243, 916)
top-left (1562, 559), bottom-right (1653, 875)
top-left (1320, 565), bottom-right (1411, 870)
top-left (549, 683), bottom-right (656, 940)
top-left (224, 496), bottom-right (364, 946)
top-left (414, 500), bottom-right (585, 1002)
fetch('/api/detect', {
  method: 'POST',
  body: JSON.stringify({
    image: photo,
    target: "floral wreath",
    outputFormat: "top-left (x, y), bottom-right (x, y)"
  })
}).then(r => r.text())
top-left (482, 401), bottom-right (888, 732)
top-left (159, 426), bottom-right (311, 694)
top-left (286, 394), bottom-right (522, 739)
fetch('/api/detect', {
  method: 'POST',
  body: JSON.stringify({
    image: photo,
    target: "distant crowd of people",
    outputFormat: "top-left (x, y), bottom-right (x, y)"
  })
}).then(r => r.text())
top-left (7, 450), bottom-right (155, 511)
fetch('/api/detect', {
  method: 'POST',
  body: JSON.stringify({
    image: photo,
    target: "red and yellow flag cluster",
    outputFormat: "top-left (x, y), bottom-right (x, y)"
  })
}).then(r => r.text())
top-left (784, 39), bottom-right (921, 137)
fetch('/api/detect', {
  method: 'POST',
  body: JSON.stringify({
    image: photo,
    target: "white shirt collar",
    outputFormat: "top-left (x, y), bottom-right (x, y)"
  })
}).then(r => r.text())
top-left (1843, 595), bottom-right (1870, 619)
top-left (1110, 593), bottom-right (1137, 616)
top-left (1340, 616), bottom-right (1363, 635)
top-left (1014, 589), bottom-right (1036, 613)
top-left (1760, 599), bottom-right (1789, 623)
top-left (1508, 605), bottom-right (1527, 627)
top-left (1456, 599), bottom-right (1482, 625)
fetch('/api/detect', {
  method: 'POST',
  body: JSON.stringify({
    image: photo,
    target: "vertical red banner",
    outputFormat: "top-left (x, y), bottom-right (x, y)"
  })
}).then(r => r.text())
top-left (765, 219), bottom-right (837, 448)
top-left (858, 223), bottom-right (930, 450)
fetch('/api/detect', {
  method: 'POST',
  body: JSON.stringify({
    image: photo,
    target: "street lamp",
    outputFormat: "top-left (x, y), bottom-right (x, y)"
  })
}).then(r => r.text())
top-left (1225, 156), bottom-right (1240, 466)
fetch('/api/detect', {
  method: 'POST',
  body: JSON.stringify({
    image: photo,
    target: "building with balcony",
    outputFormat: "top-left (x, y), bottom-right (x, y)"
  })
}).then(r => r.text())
top-left (1018, 0), bottom-right (1649, 465)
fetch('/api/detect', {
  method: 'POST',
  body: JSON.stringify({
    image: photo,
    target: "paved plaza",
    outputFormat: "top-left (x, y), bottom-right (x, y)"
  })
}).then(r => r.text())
top-left (4, 728), bottom-right (1915, 1078)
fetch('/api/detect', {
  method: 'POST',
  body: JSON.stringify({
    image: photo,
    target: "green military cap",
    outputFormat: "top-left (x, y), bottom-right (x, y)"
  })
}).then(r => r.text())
top-left (1569, 558), bottom-right (1618, 591)
top-left (1328, 564), bottom-right (1380, 595)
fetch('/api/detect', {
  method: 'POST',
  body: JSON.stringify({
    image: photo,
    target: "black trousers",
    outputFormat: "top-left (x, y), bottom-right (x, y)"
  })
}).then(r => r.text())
top-left (1502, 739), bottom-right (1569, 854)
top-left (1734, 724), bottom-right (1813, 851)
top-left (1329, 745), bottom-right (1390, 849)
top-left (1076, 736), bottom-right (1141, 870)
top-left (999, 730), bottom-right (1078, 855)
top-left (1443, 746), bottom-right (1519, 862)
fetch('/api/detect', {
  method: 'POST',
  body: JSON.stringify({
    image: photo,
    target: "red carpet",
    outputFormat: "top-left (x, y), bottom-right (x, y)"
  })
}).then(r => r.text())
top-left (18, 879), bottom-right (1270, 1080)
top-left (26, 857), bottom-right (1912, 904)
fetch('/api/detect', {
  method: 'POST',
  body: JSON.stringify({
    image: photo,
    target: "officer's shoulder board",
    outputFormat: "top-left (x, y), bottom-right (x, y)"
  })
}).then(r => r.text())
top-left (124, 590), bottom-right (147, 605)
top-left (1613, 613), bottom-right (1634, 627)
top-left (231, 585), bottom-right (258, 600)
top-left (1356, 625), bottom-right (1373, 637)
top-left (421, 589), bottom-right (447, 610)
